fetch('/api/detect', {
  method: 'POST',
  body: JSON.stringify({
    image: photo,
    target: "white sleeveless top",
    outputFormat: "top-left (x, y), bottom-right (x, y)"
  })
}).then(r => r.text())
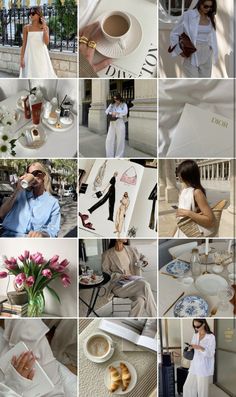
top-left (197, 23), bottom-right (212, 43)
top-left (174, 187), bottom-right (214, 237)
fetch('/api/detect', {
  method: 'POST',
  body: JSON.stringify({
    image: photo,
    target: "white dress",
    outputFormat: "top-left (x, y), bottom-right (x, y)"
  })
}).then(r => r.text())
top-left (19, 31), bottom-right (57, 78)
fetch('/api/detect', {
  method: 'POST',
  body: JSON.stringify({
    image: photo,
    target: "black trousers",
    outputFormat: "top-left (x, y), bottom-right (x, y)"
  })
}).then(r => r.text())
top-left (88, 188), bottom-right (115, 220)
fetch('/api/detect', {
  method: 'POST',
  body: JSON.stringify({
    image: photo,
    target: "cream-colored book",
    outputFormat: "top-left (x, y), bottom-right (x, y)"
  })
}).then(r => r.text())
top-left (166, 103), bottom-right (234, 158)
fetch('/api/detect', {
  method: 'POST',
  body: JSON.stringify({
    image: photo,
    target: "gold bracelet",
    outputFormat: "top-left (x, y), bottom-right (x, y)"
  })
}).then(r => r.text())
top-left (79, 35), bottom-right (89, 43)
top-left (79, 39), bottom-right (89, 45)
top-left (87, 40), bottom-right (96, 49)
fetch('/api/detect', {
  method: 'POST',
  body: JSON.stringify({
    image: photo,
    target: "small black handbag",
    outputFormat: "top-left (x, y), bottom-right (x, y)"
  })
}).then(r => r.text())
top-left (183, 343), bottom-right (194, 360)
top-left (107, 114), bottom-right (117, 122)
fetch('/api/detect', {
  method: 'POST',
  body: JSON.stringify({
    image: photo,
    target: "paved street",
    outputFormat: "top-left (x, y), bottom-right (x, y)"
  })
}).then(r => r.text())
top-left (79, 125), bottom-right (152, 158)
top-left (59, 197), bottom-right (77, 237)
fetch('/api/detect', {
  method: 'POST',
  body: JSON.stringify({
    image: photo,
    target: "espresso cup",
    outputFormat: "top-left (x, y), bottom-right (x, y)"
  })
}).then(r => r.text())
top-left (20, 174), bottom-right (35, 189)
top-left (84, 332), bottom-right (114, 362)
top-left (101, 11), bottom-right (132, 50)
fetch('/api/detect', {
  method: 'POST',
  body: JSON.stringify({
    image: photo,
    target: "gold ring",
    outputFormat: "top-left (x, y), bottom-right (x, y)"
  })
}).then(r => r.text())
top-left (79, 35), bottom-right (89, 42)
top-left (79, 39), bottom-right (88, 45)
top-left (87, 40), bottom-right (97, 49)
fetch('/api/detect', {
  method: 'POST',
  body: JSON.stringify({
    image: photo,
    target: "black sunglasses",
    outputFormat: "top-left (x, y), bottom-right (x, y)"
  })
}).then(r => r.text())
top-left (194, 324), bottom-right (203, 329)
top-left (30, 170), bottom-right (44, 177)
top-left (29, 11), bottom-right (36, 16)
top-left (203, 4), bottom-right (212, 9)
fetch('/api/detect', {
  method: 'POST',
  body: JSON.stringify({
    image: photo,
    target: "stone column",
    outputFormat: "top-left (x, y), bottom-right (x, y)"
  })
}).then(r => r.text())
top-left (216, 162), bottom-right (219, 179)
top-left (128, 79), bottom-right (157, 156)
top-left (79, 79), bottom-right (85, 125)
top-left (219, 159), bottom-right (236, 237)
top-left (159, 159), bottom-right (166, 197)
top-left (203, 165), bottom-right (206, 180)
top-left (222, 162), bottom-right (225, 180)
top-left (165, 160), bottom-right (179, 203)
top-left (88, 80), bottom-right (110, 134)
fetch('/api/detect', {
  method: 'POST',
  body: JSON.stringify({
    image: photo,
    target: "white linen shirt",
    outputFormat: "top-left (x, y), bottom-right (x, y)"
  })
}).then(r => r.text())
top-left (189, 332), bottom-right (216, 377)
top-left (169, 9), bottom-right (218, 66)
top-left (105, 103), bottom-right (128, 120)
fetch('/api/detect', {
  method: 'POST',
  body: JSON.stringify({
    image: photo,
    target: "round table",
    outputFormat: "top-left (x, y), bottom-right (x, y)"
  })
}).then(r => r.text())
top-left (79, 272), bottom-right (111, 317)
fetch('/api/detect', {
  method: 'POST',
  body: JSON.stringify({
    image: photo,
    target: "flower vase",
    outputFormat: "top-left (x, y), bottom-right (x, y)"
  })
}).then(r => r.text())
top-left (27, 292), bottom-right (45, 317)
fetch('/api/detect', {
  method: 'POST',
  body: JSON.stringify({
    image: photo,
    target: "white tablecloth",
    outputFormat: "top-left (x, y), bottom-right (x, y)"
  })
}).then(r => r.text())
top-left (0, 91), bottom-right (77, 158)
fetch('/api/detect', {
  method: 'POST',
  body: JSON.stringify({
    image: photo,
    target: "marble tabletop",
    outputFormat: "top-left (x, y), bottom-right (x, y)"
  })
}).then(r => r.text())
top-left (159, 242), bottom-right (235, 317)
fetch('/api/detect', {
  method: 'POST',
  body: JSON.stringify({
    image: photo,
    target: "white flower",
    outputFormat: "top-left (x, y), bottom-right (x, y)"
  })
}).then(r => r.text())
top-left (0, 141), bottom-right (11, 157)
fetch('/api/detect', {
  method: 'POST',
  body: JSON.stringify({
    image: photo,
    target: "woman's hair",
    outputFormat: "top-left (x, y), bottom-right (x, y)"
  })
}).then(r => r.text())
top-left (112, 93), bottom-right (124, 103)
top-left (192, 319), bottom-right (214, 334)
top-left (176, 160), bottom-right (206, 196)
top-left (194, 0), bottom-right (217, 30)
top-left (26, 162), bottom-right (53, 193)
top-left (108, 239), bottom-right (130, 249)
top-left (29, 7), bottom-right (43, 23)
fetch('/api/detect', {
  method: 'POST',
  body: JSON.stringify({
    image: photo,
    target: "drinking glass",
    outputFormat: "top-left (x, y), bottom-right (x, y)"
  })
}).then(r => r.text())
top-left (217, 285), bottom-right (235, 311)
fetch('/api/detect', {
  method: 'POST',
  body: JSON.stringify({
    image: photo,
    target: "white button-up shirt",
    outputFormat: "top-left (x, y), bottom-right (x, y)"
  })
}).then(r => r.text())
top-left (105, 103), bottom-right (128, 120)
top-left (189, 332), bottom-right (216, 377)
top-left (170, 9), bottom-right (218, 66)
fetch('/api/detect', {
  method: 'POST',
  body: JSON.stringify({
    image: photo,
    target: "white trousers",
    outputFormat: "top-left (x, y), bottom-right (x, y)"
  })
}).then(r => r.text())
top-left (183, 373), bottom-right (210, 397)
top-left (106, 119), bottom-right (125, 158)
top-left (112, 279), bottom-right (157, 317)
top-left (183, 44), bottom-right (213, 78)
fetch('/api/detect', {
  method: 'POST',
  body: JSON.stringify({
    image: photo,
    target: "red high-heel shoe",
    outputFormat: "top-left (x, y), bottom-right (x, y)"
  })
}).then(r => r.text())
top-left (79, 213), bottom-right (95, 231)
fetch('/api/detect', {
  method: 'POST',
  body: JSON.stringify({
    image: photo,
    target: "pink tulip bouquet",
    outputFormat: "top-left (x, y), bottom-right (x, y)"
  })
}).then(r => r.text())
top-left (0, 251), bottom-right (71, 316)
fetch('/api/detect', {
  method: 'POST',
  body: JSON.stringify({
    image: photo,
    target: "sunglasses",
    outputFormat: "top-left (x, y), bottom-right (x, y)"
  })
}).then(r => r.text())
top-left (194, 324), bottom-right (203, 329)
top-left (29, 11), bottom-right (36, 16)
top-left (203, 4), bottom-right (212, 9)
top-left (29, 170), bottom-right (44, 177)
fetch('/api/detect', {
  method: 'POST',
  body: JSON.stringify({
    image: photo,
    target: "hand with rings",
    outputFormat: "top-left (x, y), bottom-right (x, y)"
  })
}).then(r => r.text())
top-left (11, 351), bottom-right (36, 380)
top-left (79, 22), bottom-right (112, 73)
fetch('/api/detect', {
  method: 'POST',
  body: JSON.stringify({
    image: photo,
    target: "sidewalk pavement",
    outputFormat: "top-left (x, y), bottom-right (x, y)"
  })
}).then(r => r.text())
top-left (159, 188), bottom-right (230, 237)
top-left (59, 197), bottom-right (77, 237)
top-left (79, 125), bottom-right (152, 158)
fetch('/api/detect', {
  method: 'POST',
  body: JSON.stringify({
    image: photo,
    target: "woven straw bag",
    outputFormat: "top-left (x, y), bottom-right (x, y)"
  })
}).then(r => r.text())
top-left (177, 200), bottom-right (227, 237)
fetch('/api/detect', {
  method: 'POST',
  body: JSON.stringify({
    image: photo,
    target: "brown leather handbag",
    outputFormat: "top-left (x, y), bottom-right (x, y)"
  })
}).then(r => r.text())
top-left (168, 32), bottom-right (197, 58)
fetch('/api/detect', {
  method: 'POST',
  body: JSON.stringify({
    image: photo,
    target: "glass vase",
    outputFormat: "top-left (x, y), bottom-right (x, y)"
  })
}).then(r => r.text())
top-left (27, 292), bottom-right (45, 317)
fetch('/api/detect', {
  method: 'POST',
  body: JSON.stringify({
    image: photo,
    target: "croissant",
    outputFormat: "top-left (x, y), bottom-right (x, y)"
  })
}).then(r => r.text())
top-left (109, 366), bottom-right (121, 393)
top-left (120, 362), bottom-right (131, 391)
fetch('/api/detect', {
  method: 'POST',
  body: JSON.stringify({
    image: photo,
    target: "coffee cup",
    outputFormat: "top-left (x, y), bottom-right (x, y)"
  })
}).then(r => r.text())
top-left (101, 11), bottom-right (132, 50)
top-left (84, 332), bottom-right (114, 362)
top-left (20, 174), bottom-right (35, 189)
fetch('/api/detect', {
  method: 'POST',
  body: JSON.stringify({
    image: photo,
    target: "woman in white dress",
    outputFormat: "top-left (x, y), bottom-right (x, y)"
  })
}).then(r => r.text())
top-left (19, 7), bottom-right (57, 78)
top-left (102, 239), bottom-right (157, 317)
top-left (169, 0), bottom-right (218, 78)
top-left (174, 160), bottom-right (215, 237)
top-left (183, 319), bottom-right (216, 397)
top-left (114, 192), bottom-right (130, 237)
top-left (105, 94), bottom-right (128, 158)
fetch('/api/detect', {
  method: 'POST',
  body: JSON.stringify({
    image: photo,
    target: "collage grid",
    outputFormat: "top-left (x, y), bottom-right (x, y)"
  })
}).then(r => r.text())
top-left (0, 1), bottom-right (235, 397)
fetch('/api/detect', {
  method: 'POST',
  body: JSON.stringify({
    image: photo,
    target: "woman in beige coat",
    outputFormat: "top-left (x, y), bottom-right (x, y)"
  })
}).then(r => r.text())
top-left (102, 240), bottom-right (157, 317)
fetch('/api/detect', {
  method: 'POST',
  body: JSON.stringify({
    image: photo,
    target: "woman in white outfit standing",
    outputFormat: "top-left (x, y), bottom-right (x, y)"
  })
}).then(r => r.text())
top-left (105, 94), bottom-right (128, 158)
top-left (183, 319), bottom-right (216, 397)
top-left (174, 160), bottom-right (215, 237)
top-left (19, 7), bottom-right (57, 78)
top-left (102, 239), bottom-right (157, 317)
top-left (169, 0), bottom-right (218, 78)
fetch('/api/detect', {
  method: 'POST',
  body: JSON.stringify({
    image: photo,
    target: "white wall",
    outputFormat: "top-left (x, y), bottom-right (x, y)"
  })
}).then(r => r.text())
top-left (0, 239), bottom-right (77, 317)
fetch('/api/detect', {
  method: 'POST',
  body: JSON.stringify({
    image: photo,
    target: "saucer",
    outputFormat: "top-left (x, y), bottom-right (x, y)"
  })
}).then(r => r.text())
top-left (84, 345), bottom-right (115, 364)
top-left (18, 124), bottom-right (47, 149)
top-left (96, 12), bottom-right (142, 58)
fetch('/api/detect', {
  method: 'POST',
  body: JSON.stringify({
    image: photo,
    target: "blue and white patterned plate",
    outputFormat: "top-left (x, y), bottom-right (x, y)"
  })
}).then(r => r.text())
top-left (174, 295), bottom-right (209, 317)
top-left (166, 260), bottom-right (190, 276)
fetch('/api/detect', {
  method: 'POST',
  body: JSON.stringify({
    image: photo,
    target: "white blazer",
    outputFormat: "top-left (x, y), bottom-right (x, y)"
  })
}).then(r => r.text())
top-left (170, 9), bottom-right (218, 66)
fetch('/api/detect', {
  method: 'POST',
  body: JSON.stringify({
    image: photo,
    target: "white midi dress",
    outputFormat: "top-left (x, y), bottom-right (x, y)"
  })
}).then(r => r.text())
top-left (19, 31), bottom-right (57, 78)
